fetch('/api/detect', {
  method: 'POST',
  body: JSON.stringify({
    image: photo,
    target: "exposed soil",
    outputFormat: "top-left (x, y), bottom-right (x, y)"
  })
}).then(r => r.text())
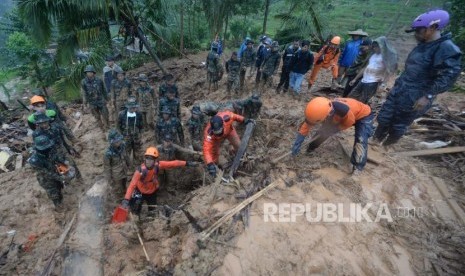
top-left (0, 49), bottom-right (464, 276)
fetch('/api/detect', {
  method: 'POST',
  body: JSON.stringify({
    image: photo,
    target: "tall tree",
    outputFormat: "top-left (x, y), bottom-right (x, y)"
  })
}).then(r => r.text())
top-left (262, 0), bottom-right (270, 34)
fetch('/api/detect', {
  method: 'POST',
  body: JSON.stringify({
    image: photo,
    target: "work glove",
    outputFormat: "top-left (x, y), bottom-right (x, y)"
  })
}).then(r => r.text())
top-left (244, 118), bottom-right (256, 125)
top-left (207, 163), bottom-right (217, 177)
top-left (291, 133), bottom-right (305, 156)
top-left (121, 199), bottom-right (130, 209)
top-left (186, 161), bottom-right (200, 167)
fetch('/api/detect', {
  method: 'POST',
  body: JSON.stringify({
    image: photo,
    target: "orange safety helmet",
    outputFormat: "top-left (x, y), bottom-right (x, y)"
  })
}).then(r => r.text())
top-left (304, 97), bottom-right (333, 124)
top-left (30, 95), bottom-right (46, 105)
top-left (330, 36), bottom-right (341, 45)
top-left (144, 147), bottom-right (159, 158)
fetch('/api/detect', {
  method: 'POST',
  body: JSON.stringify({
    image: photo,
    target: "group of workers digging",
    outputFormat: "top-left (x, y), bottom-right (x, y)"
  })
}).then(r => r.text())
top-left (28, 10), bottom-right (461, 216)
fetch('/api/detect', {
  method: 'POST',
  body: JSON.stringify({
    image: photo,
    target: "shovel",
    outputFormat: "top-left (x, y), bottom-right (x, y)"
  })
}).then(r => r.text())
top-left (112, 205), bottom-right (129, 223)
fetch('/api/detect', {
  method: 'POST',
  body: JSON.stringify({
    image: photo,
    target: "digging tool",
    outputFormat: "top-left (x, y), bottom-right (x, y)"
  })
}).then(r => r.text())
top-left (129, 213), bottom-right (151, 262)
top-left (223, 121), bottom-right (255, 183)
top-left (271, 134), bottom-right (321, 164)
top-left (16, 99), bottom-right (30, 111)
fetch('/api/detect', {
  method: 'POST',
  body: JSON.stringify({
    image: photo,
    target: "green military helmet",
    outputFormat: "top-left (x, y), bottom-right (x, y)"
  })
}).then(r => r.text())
top-left (34, 135), bottom-right (55, 151)
top-left (84, 65), bottom-right (96, 73)
top-left (191, 105), bottom-right (202, 116)
top-left (34, 112), bottom-right (51, 124)
top-left (108, 129), bottom-right (124, 144)
top-left (126, 96), bottom-right (139, 108)
top-left (138, 73), bottom-right (149, 82)
top-left (161, 106), bottom-right (172, 115)
top-left (200, 102), bottom-right (218, 116)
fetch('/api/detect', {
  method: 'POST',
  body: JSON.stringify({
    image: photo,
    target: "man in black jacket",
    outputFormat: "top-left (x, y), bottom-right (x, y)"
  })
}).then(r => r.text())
top-left (288, 40), bottom-right (314, 95)
top-left (276, 39), bottom-right (300, 93)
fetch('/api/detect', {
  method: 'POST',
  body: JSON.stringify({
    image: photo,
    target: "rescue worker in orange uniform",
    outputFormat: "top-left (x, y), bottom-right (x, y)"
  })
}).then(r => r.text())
top-left (203, 111), bottom-right (254, 177)
top-left (121, 147), bottom-right (199, 215)
top-left (291, 97), bottom-right (374, 174)
top-left (308, 36), bottom-right (341, 90)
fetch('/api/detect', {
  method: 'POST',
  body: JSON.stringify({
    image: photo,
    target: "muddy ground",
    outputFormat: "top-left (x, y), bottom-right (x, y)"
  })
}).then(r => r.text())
top-left (0, 49), bottom-right (464, 276)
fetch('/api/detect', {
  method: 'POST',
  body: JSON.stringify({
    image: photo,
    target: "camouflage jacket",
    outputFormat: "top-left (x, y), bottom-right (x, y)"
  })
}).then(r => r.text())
top-left (117, 110), bottom-right (144, 137)
top-left (32, 124), bottom-right (70, 154)
top-left (261, 50), bottom-right (281, 75)
top-left (28, 150), bottom-right (67, 182)
top-left (159, 83), bottom-right (179, 98)
top-left (206, 51), bottom-right (223, 73)
top-left (103, 144), bottom-right (129, 181)
top-left (111, 78), bottom-right (132, 101)
top-left (226, 59), bottom-right (241, 81)
top-left (230, 98), bottom-right (262, 119)
top-left (81, 77), bottom-right (108, 107)
top-left (156, 143), bottom-right (197, 161)
top-left (159, 97), bottom-right (181, 118)
top-left (103, 64), bottom-right (122, 94)
top-left (136, 85), bottom-right (155, 110)
top-left (187, 115), bottom-right (206, 141)
top-left (155, 117), bottom-right (184, 145)
top-left (241, 48), bottom-right (256, 68)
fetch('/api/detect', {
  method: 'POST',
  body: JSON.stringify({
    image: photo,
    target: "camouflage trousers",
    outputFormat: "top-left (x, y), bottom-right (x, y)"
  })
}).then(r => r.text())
top-left (90, 105), bottom-right (109, 130)
top-left (37, 175), bottom-right (64, 206)
top-left (140, 106), bottom-right (155, 129)
top-left (227, 76), bottom-right (240, 94)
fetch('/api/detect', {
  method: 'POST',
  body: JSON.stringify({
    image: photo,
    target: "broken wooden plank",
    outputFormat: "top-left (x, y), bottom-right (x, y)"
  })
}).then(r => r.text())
top-left (72, 117), bottom-right (83, 133)
top-left (431, 177), bottom-right (465, 226)
top-left (200, 178), bottom-right (283, 241)
top-left (393, 147), bottom-right (465, 157)
top-left (228, 122), bottom-right (255, 179)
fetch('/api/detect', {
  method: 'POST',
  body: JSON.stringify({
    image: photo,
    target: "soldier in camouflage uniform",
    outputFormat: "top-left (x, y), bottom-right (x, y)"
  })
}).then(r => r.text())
top-left (28, 135), bottom-right (75, 207)
top-left (80, 65), bottom-right (109, 130)
top-left (187, 106), bottom-right (206, 151)
top-left (110, 67), bottom-right (132, 123)
top-left (240, 39), bottom-right (256, 91)
top-left (135, 73), bottom-right (156, 129)
top-left (206, 41), bottom-right (224, 91)
top-left (225, 52), bottom-right (241, 94)
top-left (104, 129), bottom-right (130, 196)
top-left (159, 74), bottom-right (179, 98)
top-left (156, 107), bottom-right (184, 146)
top-left (118, 97), bottom-right (143, 167)
top-left (159, 87), bottom-right (181, 118)
top-left (230, 94), bottom-right (263, 119)
top-left (259, 41), bottom-right (281, 93)
top-left (32, 113), bottom-right (82, 180)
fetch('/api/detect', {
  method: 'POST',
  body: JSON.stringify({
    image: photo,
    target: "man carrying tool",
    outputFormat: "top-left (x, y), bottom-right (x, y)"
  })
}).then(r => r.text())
top-left (373, 10), bottom-right (462, 146)
top-left (31, 88), bottom-right (67, 124)
top-left (120, 146), bottom-right (199, 216)
top-left (203, 110), bottom-right (254, 177)
top-left (80, 65), bottom-right (109, 131)
top-left (28, 135), bottom-right (75, 208)
top-left (135, 73), bottom-right (156, 129)
top-left (117, 97), bottom-right (143, 166)
top-left (291, 97), bottom-right (374, 174)
top-left (32, 113), bottom-right (82, 181)
top-left (104, 129), bottom-right (130, 196)
top-left (308, 36), bottom-right (341, 90)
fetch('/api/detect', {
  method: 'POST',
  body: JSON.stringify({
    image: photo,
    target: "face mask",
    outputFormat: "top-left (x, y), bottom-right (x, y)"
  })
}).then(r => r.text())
top-left (127, 111), bottom-right (136, 117)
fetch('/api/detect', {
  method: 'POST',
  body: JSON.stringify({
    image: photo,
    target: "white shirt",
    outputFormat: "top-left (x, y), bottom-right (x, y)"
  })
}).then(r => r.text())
top-left (362, 53), bottom-right (385, 83)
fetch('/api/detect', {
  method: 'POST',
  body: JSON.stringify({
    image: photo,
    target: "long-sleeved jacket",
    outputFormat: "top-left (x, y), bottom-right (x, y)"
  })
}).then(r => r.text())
top-left (314, 46), bottom-right (340, 68)
top-left (32, 124), bottom-right (71, 155)
top-left (136, 85), bottom-right (156, 111)
top-left (282, 45), bottom-right (299, 69)
top-left (103, 144), bottom-right (129, 182)
top-left (203, 111), bottom-right (244, 164)
top-left (255, 45), bottom-right (270, 68)
top-left (111, 78), bottom-right (132, 106)
top-left (81, 76), bottom-right (108, 107)
top-left (289, 50), bottom-right (314, 74)
top-left (298, 98), bottom-right (371, 136)
top-left (187, 115), bottom-right (206, 142)
top-left (159, 97), bottom-right (181, 118)
top-left (124, 161), bottom-right (187, 199)
top-left (388, 33), bottom-right (462, 108)
top-left (118, 110), bottom-right (143, 137)
top-left (345, 51), bottom-right (371, 77)
top-left (28, 151), bottom-right (67, 182)
top-left (156, 117), bottom-right (184, 145)
top-left (226, 59), bottom-right (241, 81)
top-left (261, 50), bottom-right (281, 75)
top-left (241, 47), bottom-right (257, 68)
top-left (339, 39), bottom-right (363, 67)
top-left (206, 51), bottom-right (223, 73)
top-left (103, 64), bottom-right (122, 94)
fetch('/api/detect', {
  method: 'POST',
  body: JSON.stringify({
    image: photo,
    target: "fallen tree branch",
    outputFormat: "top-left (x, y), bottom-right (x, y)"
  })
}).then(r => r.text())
top-left (392, 147), bottom-right (465, 157)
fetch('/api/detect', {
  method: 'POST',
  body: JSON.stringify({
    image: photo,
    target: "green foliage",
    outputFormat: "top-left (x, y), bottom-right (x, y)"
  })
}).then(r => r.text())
top-left (119, 55), bottom-right (147, 71)
top-left (449, 0), bottom-right (465, 66)
top-left (5, 31), bottom-right (40, 61)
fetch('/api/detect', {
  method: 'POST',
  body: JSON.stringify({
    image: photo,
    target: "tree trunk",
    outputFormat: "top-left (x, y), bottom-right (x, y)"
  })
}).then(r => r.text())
top-left (223, 13), bottom-right (228, 48)
top-left (180, 2), bottom-right (184, 58)
top-left (262, 0), bottom-right (271, 34)
top-left (136, 27), bottom-right (167, 74)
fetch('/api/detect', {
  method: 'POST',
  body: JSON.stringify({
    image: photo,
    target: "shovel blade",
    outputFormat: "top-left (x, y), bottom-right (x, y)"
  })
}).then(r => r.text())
top-left (112, 206), bottom-right (128, 223)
